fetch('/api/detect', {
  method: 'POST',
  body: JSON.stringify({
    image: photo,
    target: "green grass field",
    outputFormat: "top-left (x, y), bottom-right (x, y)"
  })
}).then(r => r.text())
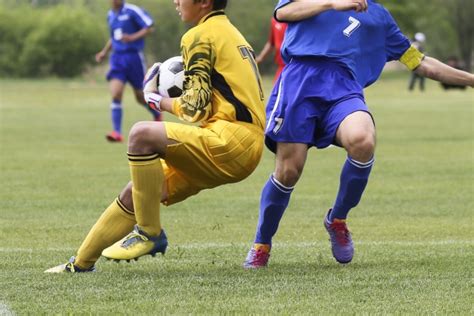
top-left (0, 75), bottom-right (473, 314)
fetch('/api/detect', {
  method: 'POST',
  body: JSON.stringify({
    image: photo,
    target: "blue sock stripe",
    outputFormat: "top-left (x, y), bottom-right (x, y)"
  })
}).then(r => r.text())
top-left (348, 156), bottom-right (375, 169)
top-left (270, 174), bottom-right (294, 193)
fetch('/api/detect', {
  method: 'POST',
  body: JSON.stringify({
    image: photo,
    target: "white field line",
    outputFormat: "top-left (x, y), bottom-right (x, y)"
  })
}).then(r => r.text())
top-left (0, 240), bottom-right (472, 253)
top-left (0, 303), bottom-right (14, 316)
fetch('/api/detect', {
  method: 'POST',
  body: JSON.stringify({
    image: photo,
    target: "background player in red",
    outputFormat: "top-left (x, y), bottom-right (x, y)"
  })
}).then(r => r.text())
top-left (255, 17), bottom-right (287, 82)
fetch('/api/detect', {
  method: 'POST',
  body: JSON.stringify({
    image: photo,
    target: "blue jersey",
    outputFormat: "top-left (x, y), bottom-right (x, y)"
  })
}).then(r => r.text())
top-left (108, 2), bottom-right (154, 53)
top-left (275, 0), bottom-right (410, 87)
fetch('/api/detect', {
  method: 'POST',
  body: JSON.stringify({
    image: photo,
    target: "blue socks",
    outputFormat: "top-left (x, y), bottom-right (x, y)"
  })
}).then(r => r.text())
top-left (110, 99), bottom-right (122, 134)
top-left (329, 156), bottom-right (374, 222)
top-left (254, 155), bottom-right (373, 243)
top-left (255, 174), bottom-right (294, 244)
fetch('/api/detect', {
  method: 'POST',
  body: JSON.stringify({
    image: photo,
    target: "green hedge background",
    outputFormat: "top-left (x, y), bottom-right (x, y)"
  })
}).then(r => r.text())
top-left (0, 0), bottom-right (471, 77)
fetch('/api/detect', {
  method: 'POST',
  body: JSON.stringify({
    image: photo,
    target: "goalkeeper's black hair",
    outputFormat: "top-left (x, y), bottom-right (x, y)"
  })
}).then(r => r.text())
top-left (213, 0), bottom-right (227, 10)
top-left (194, 0), bottom-right (228, 10)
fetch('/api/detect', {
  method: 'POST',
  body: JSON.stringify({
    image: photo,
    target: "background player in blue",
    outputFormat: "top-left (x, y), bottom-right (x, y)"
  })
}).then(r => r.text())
top-left (96, 0), bottom-right (160, 143)
top-left (244, 0), bottom-right (474, 269)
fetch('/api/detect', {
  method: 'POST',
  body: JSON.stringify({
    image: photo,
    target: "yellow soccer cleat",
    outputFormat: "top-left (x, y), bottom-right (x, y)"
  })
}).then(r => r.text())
top-left (45, 256), bottom-right (96, 273)
top-left (102, 225), bottom-right (168, 262)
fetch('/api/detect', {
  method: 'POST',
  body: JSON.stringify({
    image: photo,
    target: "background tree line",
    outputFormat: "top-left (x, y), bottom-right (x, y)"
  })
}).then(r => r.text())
top-left (0, 0), bottom-right (472, 78)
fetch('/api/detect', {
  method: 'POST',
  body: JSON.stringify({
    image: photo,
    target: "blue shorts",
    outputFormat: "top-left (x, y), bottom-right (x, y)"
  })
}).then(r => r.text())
top-left (107, 51), bottom-right (147, 89)
top-left (265, 57), bottom-right (371, 153)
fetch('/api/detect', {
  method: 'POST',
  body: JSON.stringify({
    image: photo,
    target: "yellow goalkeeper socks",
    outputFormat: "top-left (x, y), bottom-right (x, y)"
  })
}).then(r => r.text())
top-left (128, 153), bottom-right (163, 236)
top-left (75, 198), bottom-right (136, 269)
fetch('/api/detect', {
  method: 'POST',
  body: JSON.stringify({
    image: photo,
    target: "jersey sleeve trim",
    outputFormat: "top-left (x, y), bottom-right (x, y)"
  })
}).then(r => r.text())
top-left (125, 3), bottom-right (154, 27)
top-left (399, 45), bottom-right (425, 71)
top-left (274, 0), bottom-right (292, 23)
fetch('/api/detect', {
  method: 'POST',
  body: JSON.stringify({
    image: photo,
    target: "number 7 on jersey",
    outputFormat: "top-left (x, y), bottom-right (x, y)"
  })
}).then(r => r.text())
top-left (343, 17), bottom-right (361, 37)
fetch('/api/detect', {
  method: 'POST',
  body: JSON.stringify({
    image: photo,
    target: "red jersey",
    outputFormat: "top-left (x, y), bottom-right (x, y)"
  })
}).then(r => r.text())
top-left (269, 18), bottom-right (287, 67)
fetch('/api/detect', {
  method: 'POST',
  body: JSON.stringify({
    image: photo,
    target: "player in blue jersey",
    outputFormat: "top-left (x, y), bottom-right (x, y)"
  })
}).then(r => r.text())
top-left (96, 0), bottom-right (160, 143)
top-left (244, 0), bottom-right (474, 268)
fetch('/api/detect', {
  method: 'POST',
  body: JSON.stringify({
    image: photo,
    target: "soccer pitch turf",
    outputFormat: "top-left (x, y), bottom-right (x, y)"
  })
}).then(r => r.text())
top-left (0, 75), bottom-right (473, 314)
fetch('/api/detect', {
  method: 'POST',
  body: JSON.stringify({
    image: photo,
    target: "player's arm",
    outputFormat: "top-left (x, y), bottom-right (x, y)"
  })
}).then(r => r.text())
top-left (121, 26), bottom-right (154, 43)
top-left (170, 40), bottom-right (214, 122)
top-left (122, 7), bottom-right (155, 43)
top-left (145, 39), bottom-right (215, 121)
top-left (414, 57), bottom-right (474, 88)
top-left (95, 39), bottom-right (112, 63)
top-left (256, 22), bottom-right (275, 64)
top-left (256, 41), bottom-right (274, 64)
top-left (276, 0), bottom-right (368, 22)
top-left (398, 45), bottom-right (474, 88)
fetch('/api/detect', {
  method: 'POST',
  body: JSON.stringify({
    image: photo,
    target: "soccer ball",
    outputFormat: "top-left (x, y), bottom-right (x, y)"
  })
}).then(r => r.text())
top-left (158, 56), bottom-right (185, 98)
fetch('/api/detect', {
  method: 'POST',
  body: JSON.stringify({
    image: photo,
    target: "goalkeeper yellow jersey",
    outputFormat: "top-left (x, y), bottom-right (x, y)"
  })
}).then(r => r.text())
top-left (172, 11), bottom-right (265, 130)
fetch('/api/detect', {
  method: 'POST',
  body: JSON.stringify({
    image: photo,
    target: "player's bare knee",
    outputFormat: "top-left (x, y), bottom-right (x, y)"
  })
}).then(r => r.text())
top-left (346, 131), bottom-right (375, 161)
top-left (128, 122), bottom-right (158, 154)
top-left (274, 164), bottom-right (302, 187)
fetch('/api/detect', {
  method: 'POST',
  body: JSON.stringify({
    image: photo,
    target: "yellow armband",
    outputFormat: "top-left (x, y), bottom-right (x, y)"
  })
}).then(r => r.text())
top-left (399, 45), bottom-right (425, 71)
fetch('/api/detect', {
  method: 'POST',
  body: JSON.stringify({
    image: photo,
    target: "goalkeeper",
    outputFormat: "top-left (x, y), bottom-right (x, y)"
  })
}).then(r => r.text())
top-left (46, 0), bottom-right (265, 273)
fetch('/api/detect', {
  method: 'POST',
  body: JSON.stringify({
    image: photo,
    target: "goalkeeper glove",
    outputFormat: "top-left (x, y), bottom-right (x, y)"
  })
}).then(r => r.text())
top-left (143, 62), bottom-right (162, 112)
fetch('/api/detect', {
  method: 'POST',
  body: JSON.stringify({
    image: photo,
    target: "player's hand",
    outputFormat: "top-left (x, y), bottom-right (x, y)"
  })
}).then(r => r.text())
top-left (143, 62), bottom-right (161, 93)
top-left (121, 34), bottom-right (134, 43)
top-left (143, 63), bottom-right (162, 111)
top-left (95, 51), bottom-right (106, 63)
top-left (331, 0), bottom-right (368, 13)
top-left (144, 92), bottom-right (163, 112)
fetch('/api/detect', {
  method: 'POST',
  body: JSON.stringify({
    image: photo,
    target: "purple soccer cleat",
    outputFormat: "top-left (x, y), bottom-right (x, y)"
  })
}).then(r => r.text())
top-left (243, 244), bottom-right (271, 269)
top-left (324, 211), bottom-right (354, 264)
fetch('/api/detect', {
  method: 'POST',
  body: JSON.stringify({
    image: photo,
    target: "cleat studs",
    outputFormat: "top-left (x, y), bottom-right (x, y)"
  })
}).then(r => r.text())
top-left (114, 259), bottom-right (120, 263)
top-left (126, 259), bottom-right (130, 263)
top-left (134, 258), bottom-right (138, 261)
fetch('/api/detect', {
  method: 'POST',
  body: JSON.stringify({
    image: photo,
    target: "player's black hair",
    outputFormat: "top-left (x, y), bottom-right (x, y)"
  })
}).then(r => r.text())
top-left (213, 0), bottom-right (227, 10)
top-left (194, 0), bottom-right (227, 10)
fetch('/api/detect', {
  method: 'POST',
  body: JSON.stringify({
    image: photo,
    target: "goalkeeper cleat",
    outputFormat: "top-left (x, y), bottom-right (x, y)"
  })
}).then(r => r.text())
top-left (243, 244), bottom-right (271, 269)
top-left (101, 225), bottom-right (168, 261)
top-left (324, 210), bottom-right (354, 264)
top-left (106, 131), bottom-right (123, 142)
top-left (44, 256), bottom-right (96, 273)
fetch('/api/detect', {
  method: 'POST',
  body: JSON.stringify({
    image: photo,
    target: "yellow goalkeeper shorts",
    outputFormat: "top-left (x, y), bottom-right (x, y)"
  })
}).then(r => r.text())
top-left (162, 120), bottom-right (264, 205)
